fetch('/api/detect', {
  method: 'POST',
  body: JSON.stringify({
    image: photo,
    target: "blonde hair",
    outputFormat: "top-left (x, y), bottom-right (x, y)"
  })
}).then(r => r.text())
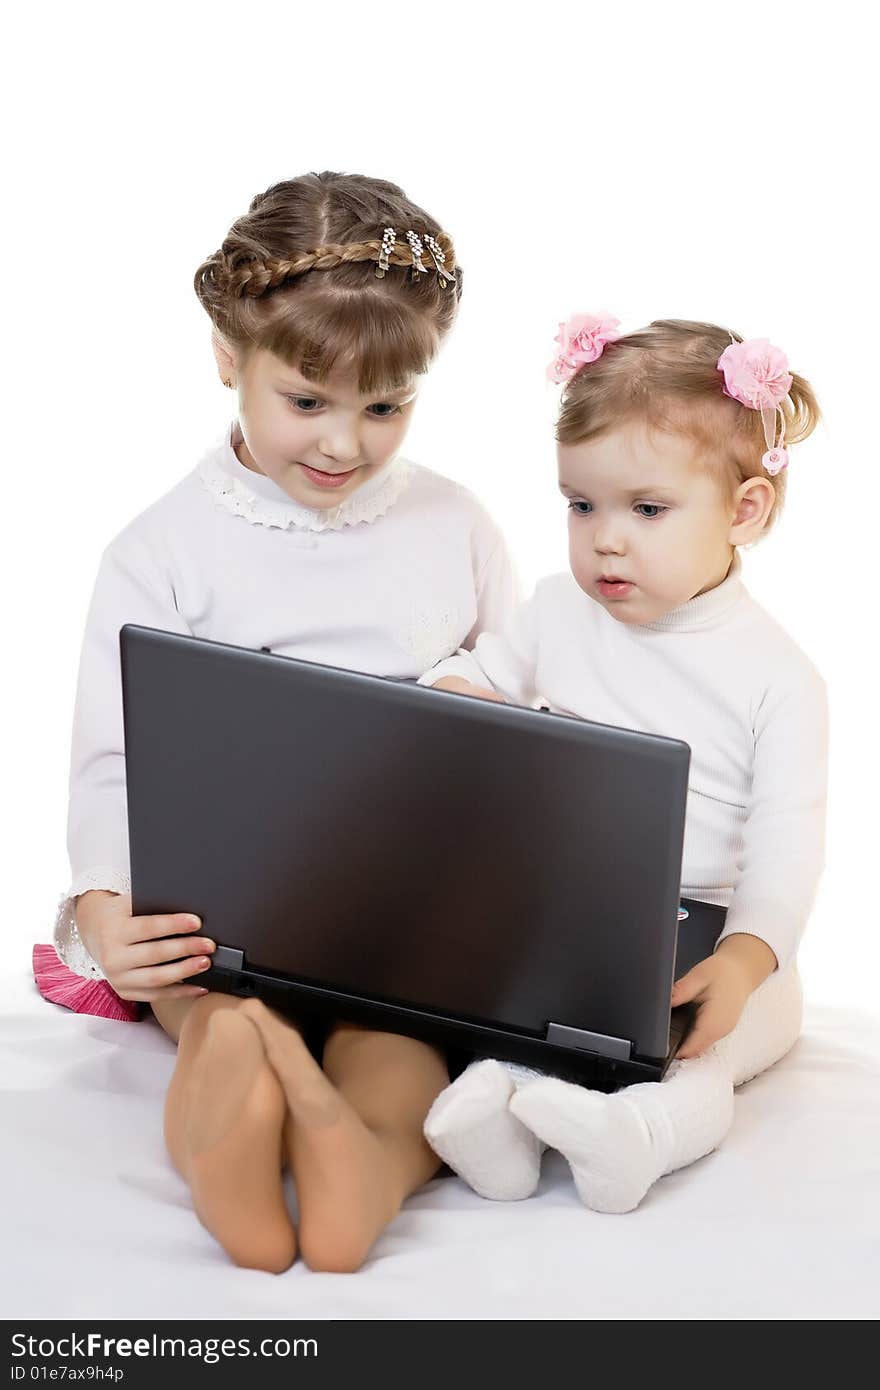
top-left (194, 171), bottom-right (462, 395)
top-left (556, 319), bottom-right (820, 530)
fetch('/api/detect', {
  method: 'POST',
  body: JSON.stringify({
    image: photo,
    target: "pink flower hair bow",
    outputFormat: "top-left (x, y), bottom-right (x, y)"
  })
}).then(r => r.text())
top-left (717, 338), bottom-right (792, 411)
top-left (717, 337), bottom-right (793, 475)
top-left (547, 313), bottom-right (621, 384)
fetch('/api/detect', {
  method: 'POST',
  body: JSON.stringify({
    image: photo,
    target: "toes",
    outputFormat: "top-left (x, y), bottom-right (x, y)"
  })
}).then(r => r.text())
top-left (239, 997), bottom-right (301, 1053)
top-left (298, 1223), bottom-right (374, 1275)
top-left (423, 1060), bottom-right (543, 1201)
top-left (425, 1059), bottom-right (514, 1134)
top-left (469, 1058), bottom-right (518, 1099)
top-left (224, 1225), bottom-right (298, 1276)
top-left (238, 999), bottom-right (293, 1063)
top-left (239, 996), bottom-right (272, 1029)
top-left (510, 1079), bottom-right (607, 1150)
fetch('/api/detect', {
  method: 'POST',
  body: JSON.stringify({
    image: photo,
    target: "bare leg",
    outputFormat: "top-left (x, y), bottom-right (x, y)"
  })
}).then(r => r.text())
top-left (153, 993), bottom-right (297, 1273)
top-left (240, 1000), bottom-right (448, 1273)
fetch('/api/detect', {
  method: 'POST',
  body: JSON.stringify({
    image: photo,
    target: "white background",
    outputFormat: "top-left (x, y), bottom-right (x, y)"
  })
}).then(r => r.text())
top-left (3, 1), bottom-right (876, 1009)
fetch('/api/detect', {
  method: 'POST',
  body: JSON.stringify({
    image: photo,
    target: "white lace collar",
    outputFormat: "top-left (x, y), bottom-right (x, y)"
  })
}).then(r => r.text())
top-left (197, 422), bottom-right (412, 533)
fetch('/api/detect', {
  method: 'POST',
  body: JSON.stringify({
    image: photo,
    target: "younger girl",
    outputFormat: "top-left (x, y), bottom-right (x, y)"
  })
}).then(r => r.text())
top-left (420, 317), bottom-right (827, 1213)
top-left (39, 171), bottom-right (516, 1272)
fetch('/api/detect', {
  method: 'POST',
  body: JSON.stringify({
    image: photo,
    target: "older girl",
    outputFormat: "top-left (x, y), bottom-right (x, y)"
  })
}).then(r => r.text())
top-left (40, 171), bottom-right (516, 1271)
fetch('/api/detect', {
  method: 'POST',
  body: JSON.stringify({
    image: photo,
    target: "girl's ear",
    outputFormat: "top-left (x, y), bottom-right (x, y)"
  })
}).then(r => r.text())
top-left (211, 330), bottom-right (238, 387)
top-left (729, 476), bottom-right (776, 545)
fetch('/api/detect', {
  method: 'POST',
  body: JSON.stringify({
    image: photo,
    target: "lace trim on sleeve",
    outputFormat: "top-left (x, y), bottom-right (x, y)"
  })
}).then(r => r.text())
top-left (54, 868), bottom-right (131, 980)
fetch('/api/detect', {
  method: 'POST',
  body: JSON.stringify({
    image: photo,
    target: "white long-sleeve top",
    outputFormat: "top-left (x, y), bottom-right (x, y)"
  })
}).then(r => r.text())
top-left (418, 555), bottom-right (828, 972)
top-left (56, 423), bottom-right (517, 978)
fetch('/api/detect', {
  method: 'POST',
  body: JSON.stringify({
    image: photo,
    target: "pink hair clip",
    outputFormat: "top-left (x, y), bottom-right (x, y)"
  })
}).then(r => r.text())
top-left (717, 337), bottom-right (793, 475)
top-left (547, 312), bottom-right (621, 384)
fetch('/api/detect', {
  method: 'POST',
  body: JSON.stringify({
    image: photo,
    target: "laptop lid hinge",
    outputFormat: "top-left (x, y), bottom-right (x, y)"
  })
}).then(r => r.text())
top-left (545, 1022), bottom-right (632, 1061)
top-left (212, 946), bottom-right (245, 972)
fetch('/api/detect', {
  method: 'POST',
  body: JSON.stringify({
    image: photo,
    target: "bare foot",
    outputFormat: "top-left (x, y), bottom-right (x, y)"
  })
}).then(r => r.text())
top-left (183, 1009), bottom-right (297, 1273)
top-left (240, 999), bottom-right (403, 1273)
top-left (184, 1006), bottom-right (268, 1153)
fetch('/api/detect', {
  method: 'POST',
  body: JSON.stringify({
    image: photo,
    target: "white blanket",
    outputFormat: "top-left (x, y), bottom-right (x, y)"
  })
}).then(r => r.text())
top-left (2, 960), bottom-right (878, 1320)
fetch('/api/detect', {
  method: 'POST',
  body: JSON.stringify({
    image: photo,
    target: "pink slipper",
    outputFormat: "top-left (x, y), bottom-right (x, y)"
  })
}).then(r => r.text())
top-left (32, 943), bottom-right (141, 1022)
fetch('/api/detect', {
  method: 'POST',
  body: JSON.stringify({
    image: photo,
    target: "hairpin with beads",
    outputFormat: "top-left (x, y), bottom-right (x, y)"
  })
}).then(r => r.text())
top-left (405, 230), bottom-right (428, 279)
top-left (375, 226), bottom-right (396, 278)
top-left (423, 234), bottom-right (455, 289)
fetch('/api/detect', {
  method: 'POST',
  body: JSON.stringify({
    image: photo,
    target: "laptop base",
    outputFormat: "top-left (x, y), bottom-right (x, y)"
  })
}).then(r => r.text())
top-left (193, 957), bottom-right (696, 1091)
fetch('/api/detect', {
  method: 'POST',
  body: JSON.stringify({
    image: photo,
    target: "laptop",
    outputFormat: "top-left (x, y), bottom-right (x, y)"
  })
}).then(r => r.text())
top-left (120, 625), bottom-right (726, 1090)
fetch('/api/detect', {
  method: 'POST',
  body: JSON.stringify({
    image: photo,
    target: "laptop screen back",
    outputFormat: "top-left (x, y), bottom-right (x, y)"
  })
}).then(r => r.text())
top-left (122, 626), bottom-right (691, 1059)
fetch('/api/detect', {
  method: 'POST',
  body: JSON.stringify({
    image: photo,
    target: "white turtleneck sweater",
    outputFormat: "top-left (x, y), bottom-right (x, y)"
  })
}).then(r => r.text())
top-left (56, 424), bottom-right (517, 978)
top-left (418, 556), bottom-right (828, 972)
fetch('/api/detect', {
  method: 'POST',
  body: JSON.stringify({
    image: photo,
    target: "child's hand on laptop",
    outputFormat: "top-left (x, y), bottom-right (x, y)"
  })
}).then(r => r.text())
top-left (75, 890), bottom-right (216, 1002)
top-left (432, 676), bottom-right (506, 702)
top-left (671, 933), bottom-right (778, 1058)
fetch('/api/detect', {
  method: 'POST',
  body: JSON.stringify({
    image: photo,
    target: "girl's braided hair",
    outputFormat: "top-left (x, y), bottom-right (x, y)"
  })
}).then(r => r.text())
top-left (194, 171), bottom-right (462, 395)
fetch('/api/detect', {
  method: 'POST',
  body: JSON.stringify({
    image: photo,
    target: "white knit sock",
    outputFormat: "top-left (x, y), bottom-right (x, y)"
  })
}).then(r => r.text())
top-left (510, 1079), bottom-right (666, 1213)
top-left (715, 963), bottom-right (803, 1086)
top-left (423, 1058), bottom-right (544, 1200)
top-left (509, 966), bottom-right (804, 1213)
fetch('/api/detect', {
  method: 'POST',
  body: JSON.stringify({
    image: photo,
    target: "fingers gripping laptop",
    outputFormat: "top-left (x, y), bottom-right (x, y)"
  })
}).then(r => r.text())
top-left (121, 625), bottom-right (725, 1090)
